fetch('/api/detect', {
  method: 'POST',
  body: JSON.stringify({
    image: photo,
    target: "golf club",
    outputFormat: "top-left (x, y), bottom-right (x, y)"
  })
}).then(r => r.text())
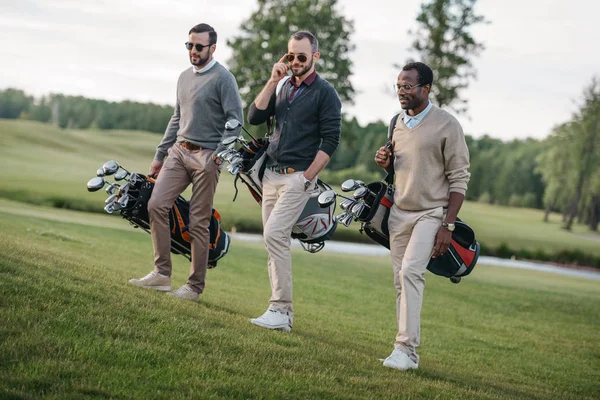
top-left (114, 169), bottom-right (130, 181)
top-left (87, 176), bottom-right (106, 192)
top-left (225, 119), bottom-right (257, 141)
top-left (102, 160), bottom-right (120, 176)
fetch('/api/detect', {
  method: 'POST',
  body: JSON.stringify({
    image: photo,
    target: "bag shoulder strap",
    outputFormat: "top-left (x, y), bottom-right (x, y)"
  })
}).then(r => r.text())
top-left (384, 113), bottom-right (401, 185)
top-left (266, 76), bottom-right (291, 136)
top-left (388, 113), bottom-right (401, 142)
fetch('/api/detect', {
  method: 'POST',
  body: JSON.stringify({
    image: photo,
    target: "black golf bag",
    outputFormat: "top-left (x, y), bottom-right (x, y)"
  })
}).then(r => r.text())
top-left (352, 180), bottom-right (480, 283)
top-left (120, 173), bottom-right (230, 268)
top-left (228, 137), bottom-right (337, 253)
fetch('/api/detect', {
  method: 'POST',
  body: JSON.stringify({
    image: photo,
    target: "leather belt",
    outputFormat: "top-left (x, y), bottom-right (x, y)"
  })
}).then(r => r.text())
top-left (268, 166), bottom-right (296, 174)
top-left (180, 141), bottom-right (203, 151)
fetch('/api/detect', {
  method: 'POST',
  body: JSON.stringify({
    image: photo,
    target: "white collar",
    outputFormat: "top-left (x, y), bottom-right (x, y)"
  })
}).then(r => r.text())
top-left (192, 59), bottom-right (217, 74)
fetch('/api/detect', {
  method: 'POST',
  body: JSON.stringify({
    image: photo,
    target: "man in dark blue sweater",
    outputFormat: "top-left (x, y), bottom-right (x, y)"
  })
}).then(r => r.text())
top-left (247, 31), bottom-right (342, 331)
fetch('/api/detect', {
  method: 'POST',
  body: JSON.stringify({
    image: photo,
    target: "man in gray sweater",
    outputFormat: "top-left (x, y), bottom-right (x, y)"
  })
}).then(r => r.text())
top-left (247, 31), bottom-right (342, 331)
top-left (128, 23), bottom-right (243, 302)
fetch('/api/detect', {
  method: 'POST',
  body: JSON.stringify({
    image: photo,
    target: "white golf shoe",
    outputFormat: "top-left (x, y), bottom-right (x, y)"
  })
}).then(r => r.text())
top-left (382, 349), bottom-right (418, 371)
top-left (250, 309), bottom-right (292, 331)
top-left (128, 271), bottom-right (171, 291)
top-left (166, 285), bottom-right (200, 302)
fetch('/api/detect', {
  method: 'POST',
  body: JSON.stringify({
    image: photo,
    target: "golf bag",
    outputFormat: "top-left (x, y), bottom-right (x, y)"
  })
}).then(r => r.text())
top-left (118, 173), bottom-right (230, 268)
top-left (351, 180), bottom-right (480, 283)
top-left (229, 137), bottom-right (337, 253)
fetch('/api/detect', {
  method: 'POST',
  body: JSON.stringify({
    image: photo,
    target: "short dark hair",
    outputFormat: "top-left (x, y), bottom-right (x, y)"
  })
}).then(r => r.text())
top-left (402, 62), bottom-right (433, 86)
top-left (291, 30), bottom-right (319, 53)
top-left (189, 23), bottom-right (217, 45)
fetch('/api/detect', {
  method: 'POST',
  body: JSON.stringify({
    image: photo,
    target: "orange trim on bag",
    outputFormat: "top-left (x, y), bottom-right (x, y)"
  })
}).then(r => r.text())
top-left (173, 205), bottom-right (190, 242)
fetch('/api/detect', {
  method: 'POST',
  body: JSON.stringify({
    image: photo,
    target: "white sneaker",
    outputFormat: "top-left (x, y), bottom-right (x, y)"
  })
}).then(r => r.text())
top-left (382, 349), bottom-right (418, 371)
top-left (166, 285), bottom-right (199, 302)
top-left (250, 309), bottom-right (292, 331)
top-left (128, 271), bottom-right (171, 291)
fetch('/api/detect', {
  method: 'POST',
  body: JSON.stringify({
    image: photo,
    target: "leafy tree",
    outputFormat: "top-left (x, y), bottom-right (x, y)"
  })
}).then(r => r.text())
top-left (0, 88), bottom-right (33, 119)
top-left (226, 0), bottom-right (355, 109)
top-left (404, 0), bottom-right (488, 113)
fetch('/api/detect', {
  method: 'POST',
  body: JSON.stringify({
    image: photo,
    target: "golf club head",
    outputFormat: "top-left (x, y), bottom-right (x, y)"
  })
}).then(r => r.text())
top-left (340, 198), bottom-right (355, 211)
top-left (105, 193), bottom-right (118, 204)
top-left (114, 169), bottom-right (129, 181)
top-left (119, 194), bottom-right (130, 207)
top-left (225, 119), bottom-right (242, 131)
top-left (318, 190), bottom-right (337, 208)
top-left (336, 211), bottom-right (348, 222)
top-left (102, 160), bottom-right (120, 176)
top-left (87, 177), bottom-right (106, 192)
top-left (112, 201), bottom-right (123, 212)
top-left (104, 203), bottom-right (114, 214)
top-left (96, 168), bottom-right (105, 177)
top-left (351, 202), bottom-right (365, 217)
top-left (342, 213), bottom-right (354, 227)
top-left (221, 136), bottom-right (240, 147)
top-left (105, 183), bottom-right (119, 195)
top-left (118, 182), bottom-right (130, 196)
top-left (341, 179), bottom-right (363, 192)
top-left (353, 187), bottom-right (369, 199)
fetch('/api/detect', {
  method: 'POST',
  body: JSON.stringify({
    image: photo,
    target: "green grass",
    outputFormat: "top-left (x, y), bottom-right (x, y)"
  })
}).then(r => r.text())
top-left (1, 118), bottom-right (599, 259)
top-left (1, 200), bottom-right (599, 399)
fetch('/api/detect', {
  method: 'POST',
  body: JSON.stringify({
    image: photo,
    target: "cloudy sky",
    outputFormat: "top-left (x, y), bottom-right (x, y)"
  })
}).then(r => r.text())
top-left (1, 0), bottom-right (598, 141)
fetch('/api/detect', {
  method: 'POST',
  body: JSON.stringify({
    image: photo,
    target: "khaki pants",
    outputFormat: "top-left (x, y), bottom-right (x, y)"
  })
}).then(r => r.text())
top-left (261, 169), bottom-right (314, 317)
top-left (148, 143), bottom-right (221, 293)
top-left (388, 205), bottom-right (444, 363)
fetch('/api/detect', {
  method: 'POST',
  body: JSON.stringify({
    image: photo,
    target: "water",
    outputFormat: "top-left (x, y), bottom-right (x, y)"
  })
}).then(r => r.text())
top-left (232, 233), bottom-right (600, 281)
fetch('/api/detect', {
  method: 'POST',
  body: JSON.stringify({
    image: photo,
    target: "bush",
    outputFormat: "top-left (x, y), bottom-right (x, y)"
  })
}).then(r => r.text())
top-left (508, 194), bottom-right (523, 207)
top-left (478, 191), bottom-right (492, 204)
top-left (320, 165), bottom-right (383, 186)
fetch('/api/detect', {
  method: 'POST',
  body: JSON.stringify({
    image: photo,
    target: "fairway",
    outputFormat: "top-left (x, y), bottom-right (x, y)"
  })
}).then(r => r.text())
top-left (1, 119), bottom-right (599, 262)
top-left (1, 200), bottom-right (599, 399)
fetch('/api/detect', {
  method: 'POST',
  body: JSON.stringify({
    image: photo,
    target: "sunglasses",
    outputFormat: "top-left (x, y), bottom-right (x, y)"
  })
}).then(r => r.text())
top-left (185, 42), bottom-right (212, 52)
top-left (286, 53), bottom-right (309, 63)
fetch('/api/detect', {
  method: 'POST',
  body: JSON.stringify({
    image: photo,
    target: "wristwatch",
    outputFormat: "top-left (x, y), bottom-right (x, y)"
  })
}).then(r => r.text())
top-left (442, 221), bottom-right (456, 232)
top-left (303, 176), bottom-right (312, 190)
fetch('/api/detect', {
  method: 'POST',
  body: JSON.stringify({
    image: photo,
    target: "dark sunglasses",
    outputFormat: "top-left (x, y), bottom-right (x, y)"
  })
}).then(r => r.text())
top-left (185, 42), bottom-right (212, 52)
top-left (286, 53), bottom-right (309, 63)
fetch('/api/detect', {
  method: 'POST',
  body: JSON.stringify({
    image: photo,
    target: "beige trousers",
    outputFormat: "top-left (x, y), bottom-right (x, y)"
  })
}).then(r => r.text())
top-left (261, 169), bottom-right (315, 316)
top-left (148, 143), bottom-right (221, 293)
top-left (388, 205), bottom-right (444, 363)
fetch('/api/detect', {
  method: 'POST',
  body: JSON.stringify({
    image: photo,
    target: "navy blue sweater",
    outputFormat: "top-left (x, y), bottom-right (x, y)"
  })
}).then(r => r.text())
top-left (247, 74), bottom-right (342, 171)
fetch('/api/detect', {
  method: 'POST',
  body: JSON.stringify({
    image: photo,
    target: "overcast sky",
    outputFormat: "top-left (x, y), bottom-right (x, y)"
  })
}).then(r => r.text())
top-left (1, 0), bottom-right (598, 141)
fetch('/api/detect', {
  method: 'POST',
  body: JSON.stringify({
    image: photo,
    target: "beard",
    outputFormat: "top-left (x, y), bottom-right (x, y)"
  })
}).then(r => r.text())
top-left (190, 53), bottom-right (210, 67)
top-left (292, 58), bottom-right (313, 77)
top-left (399, 96), bottom-right (423, 111)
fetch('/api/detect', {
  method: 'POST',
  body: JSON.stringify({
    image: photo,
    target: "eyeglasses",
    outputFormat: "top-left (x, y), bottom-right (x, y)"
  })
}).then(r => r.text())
top-left (394, 83), bottom-right (424, 92)
top-left (286, 53), bottom-right (309, 63)
top-left (185, 42), bottom-right (212, 52)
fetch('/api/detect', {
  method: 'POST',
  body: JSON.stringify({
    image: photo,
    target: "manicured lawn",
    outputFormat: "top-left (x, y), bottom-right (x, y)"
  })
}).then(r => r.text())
top-left (1, 200), bottom-right (599, 399)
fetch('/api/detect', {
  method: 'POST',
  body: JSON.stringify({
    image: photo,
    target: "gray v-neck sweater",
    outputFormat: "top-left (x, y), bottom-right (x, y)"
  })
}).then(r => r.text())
top-left (154, 62), bottom-right (244, 162)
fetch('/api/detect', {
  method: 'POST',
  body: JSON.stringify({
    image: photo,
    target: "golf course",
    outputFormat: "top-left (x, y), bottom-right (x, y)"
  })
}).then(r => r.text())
top-left (1, 119), bottom-right (599, 399)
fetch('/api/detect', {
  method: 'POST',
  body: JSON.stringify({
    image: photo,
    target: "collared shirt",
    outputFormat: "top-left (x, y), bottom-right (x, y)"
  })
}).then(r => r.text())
top-left (191, 58), bottom-right (217, 74)
top-left (403, 101), bottom-right (433, 129)
top-left (288, 70), bottom-right (317, 102)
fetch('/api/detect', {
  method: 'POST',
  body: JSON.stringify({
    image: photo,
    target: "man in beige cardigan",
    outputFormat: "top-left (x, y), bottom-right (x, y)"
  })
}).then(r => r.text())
top-left (375, 62), bottom-right (471, 371)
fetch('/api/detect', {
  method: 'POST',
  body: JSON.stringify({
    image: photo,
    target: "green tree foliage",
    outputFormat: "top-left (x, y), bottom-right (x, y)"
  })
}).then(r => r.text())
top-left (0, 89), bottom-right (173, 134)
top-left (537, 78), bottom-right (600, 231)
top-left (226, 0), bottom-right (355, 108)
top-left (0, 88), bottom-right (33, 118)
top-left (404, 0), bottom-right (488, 113)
